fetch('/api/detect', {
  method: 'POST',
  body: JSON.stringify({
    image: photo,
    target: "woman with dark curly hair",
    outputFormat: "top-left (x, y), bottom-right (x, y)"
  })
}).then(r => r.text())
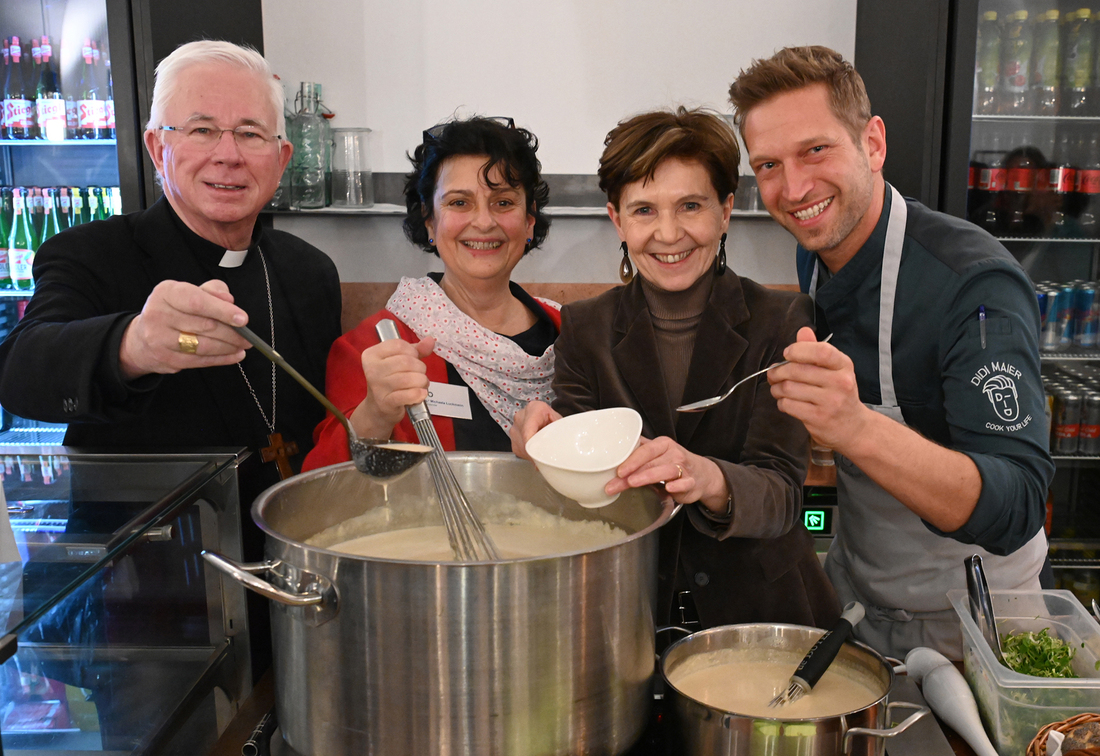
top-left (304, 117), bottom-right (560, 468)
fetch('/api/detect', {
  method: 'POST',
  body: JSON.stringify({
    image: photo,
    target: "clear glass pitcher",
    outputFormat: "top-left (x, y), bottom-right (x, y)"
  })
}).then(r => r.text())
top-left (330, 128), bottom-right (374, 207)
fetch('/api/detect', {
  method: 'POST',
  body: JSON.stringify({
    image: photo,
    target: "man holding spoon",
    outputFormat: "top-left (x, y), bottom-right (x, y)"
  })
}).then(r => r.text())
top-left (730, 46), bottom-right (1052, 659)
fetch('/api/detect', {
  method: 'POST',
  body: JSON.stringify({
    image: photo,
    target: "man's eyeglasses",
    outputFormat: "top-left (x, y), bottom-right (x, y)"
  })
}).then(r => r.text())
top-left (422, 116), bottom-right (515, 143)
top-left (158, 124), bottom-right (282, 153)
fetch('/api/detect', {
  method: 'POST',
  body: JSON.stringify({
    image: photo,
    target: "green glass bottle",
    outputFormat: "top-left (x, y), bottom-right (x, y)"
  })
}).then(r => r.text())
top-left (39, 188), bottom-right (61, 246)
top-left (86, 186), bottom-right (100, 222)
top-left (9, 188), bottom-right (36, 291)
top-left (70, 187), bottom-right (85, 226)
top-left (0, 188), bottom-right (13, 289)
top-left (95, 187), bottom-right (109, 221)
top-left (57, 187), bottom-right (72, 229)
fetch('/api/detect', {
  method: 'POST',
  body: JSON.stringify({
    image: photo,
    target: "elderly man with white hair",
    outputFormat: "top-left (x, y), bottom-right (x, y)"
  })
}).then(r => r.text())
top-left (0, 40), bottom-right (341, 544)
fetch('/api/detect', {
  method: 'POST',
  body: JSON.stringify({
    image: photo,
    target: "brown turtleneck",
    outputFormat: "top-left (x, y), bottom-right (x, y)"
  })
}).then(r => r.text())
top-left (640, 268), bottom-right (715, 408)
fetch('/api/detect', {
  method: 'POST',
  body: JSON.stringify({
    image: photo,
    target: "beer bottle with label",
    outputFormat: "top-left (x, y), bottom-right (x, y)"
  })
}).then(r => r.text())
top-left (9, 189), bottom-right (36, 291)
top-left (76, 39), bottom-right (103, 139)
top-left (70, 187), bottom-right (85, 225)
top-left (1078, 134), bottom-right (1100, 237)
top-left (1, 39), bottom-right (9, 140)
top-left (29, 39), bottom-right (40, 135)
top-left (95, 187), bottom-right (109, 221)
top-left (39, 188), bottom-right (61, 247)
top-left (976, 11), bottom-right (1001, 115)
top-left (1063, 9), bottom-right (1094, 115)
top-left (90, 41), bottom-right (108, 137)
top-left (29, 187), bottom-right (45, 240)
top-left (0, 188), bottom-right (12, 289)
top-left (87, 187), bottom-right (101, 222)
top-left (57, 187), bottom-right (71, 230)
top-left (999, 10), bottom-right (1034, 114)
top-left (35, 36), bottom-right (64, 141)
top-left (104, 59), bottom-right (114, 139)
top-left (3, 37), bottom-right (34, 139)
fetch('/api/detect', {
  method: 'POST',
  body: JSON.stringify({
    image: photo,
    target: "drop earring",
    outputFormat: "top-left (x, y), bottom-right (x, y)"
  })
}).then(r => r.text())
top-left (619, 241), bottom-right (634, 283)
top-left (715, 233), bottom-right (727, 275)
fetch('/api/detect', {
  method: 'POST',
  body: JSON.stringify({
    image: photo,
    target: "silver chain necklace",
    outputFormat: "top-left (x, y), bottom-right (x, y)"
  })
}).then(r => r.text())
top-left (237, 248), bottom-right (276, 432)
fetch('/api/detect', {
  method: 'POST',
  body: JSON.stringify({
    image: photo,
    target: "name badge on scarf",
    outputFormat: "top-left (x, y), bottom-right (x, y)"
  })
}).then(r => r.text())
top-left (426, 381), bottom-right (473, 420)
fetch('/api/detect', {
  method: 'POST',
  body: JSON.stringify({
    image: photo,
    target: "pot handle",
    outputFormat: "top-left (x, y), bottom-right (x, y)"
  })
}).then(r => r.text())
top-left (843, 701), bottom-right (930, 754)
top-left (202, 550), bottom-right (323, 607)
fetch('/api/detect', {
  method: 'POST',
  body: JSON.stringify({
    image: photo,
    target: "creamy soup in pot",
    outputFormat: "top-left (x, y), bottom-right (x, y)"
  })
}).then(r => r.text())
top-left (306, 492), bottom-right (629, 561)
top-left (667, 648), bottom-right (883, 719)
top-left (330, 520), bottom-right (624, 560)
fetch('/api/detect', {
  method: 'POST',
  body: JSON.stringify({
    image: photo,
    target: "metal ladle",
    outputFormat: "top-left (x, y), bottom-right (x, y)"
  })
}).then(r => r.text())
top-left (233, 325), bottom-right (432, 479)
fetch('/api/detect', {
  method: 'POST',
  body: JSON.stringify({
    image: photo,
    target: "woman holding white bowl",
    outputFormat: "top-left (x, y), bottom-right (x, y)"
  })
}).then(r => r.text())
top-left (513, 108), bottom-right (839, 630)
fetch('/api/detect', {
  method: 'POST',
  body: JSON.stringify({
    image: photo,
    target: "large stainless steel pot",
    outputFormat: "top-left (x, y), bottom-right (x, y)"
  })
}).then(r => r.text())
top-left (660, 624), bottom-right (928, 755)
top-left (205, 453), bottom-right (677, 756)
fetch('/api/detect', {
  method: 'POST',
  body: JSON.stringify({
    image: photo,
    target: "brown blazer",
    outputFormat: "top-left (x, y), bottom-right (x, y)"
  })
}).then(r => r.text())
top-left (553, 271), bottom-right (841, 630)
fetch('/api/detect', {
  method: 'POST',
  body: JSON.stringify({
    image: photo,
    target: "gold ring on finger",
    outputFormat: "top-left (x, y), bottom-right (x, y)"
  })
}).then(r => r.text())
top-left (178, 331), bottom-right (199, 354)
top-left (675, 464), bottom-right (684, 480)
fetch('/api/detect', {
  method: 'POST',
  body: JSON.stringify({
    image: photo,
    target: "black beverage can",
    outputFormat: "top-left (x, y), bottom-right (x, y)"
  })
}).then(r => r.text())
top-left (1081, 392), bottom-right (1100, 455)
top-left (1053, 388), bottom-right (1083, 454)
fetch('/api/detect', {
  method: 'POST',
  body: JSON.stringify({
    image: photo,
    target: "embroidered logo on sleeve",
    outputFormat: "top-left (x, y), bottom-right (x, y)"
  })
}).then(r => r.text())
top-left (971, 362), bottom-right (1032, 432)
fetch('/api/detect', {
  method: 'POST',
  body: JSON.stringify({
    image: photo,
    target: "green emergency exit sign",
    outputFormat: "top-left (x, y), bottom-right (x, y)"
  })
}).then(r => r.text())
top-left (803, 508), bottom-right (831, 533)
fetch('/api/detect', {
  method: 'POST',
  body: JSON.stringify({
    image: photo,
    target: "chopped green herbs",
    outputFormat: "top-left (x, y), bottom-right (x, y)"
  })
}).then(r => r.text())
top-left (1000, 628), bottom-right (1078, 678)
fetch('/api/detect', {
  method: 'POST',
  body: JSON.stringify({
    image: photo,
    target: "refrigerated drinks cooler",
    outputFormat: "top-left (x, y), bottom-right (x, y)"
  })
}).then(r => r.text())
top-left (1, 0), bottom-right (120, 445)
top-left (1, 0), bottom-right (264, 449)
top-left (856, 0), bottom-right (1100, 602)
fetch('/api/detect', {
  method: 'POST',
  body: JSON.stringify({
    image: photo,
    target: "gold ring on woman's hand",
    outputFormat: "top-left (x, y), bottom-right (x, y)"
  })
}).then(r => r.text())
top-left (178, 331), bottom-right (199, 354)
top-left (675, 464), bottom-right (684, 480)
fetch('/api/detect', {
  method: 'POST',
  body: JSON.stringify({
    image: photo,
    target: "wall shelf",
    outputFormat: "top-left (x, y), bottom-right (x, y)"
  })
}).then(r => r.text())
top-left (0, 139), bottom-right (116, 146)
top-left (972, 115), bottom-right (1100, 123)
top-left (266, 204), bottom-right (776, 219)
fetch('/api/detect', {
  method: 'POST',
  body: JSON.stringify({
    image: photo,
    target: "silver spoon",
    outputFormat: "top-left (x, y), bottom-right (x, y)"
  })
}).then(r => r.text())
top-left (676, 333), bottom-right (833, 413)
top-left (234, 325), bottom-right (432, 479)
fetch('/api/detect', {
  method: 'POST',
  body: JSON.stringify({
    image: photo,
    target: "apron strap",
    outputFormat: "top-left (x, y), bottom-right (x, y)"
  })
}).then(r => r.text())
top-left (877, 185), bottom-right (907, 409)
top-left (808, 184), bottom-right (908, 410)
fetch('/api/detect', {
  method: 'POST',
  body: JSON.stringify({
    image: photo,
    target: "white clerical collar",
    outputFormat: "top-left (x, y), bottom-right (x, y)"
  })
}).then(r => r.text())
top-left (219, 249), bottom-right (249, 268)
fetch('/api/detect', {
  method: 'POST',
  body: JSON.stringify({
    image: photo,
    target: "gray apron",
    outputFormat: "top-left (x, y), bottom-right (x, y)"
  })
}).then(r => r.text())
top-left (813, 185), bottom-right (1047, 660)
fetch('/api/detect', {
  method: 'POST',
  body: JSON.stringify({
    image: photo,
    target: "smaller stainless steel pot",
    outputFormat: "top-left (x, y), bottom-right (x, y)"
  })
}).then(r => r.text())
top-left (660, 624), bottom-right (928, 756)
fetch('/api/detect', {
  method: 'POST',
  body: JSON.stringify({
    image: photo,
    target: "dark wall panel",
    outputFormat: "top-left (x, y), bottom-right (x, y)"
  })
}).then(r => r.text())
top-left (855, 0), bottom-right (950, 209)
top-left (130, 0), bottom-right (265, 208)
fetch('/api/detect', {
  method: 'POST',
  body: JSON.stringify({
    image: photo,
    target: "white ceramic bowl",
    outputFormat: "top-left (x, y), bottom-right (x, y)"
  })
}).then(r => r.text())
top-left (525, 407), bottom-right (643, 508)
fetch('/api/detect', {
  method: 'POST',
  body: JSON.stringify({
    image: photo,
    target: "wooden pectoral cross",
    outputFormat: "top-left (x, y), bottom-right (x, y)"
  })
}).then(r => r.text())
top-left (262, 433), bottom-right (299, 480)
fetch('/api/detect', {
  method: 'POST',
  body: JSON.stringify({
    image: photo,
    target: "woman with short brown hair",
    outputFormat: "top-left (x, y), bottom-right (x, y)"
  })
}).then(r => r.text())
top-left (513, 107), bottom-right (840, 630)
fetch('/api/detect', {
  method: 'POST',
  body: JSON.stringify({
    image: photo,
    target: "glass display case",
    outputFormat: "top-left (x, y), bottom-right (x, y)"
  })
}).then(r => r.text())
top-left (0, 448), bottom-right (251, 755)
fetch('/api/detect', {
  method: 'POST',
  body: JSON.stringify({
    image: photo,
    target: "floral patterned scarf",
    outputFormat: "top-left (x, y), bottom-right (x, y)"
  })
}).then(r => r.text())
top-left (385, 276), bottom-right (558, 433)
